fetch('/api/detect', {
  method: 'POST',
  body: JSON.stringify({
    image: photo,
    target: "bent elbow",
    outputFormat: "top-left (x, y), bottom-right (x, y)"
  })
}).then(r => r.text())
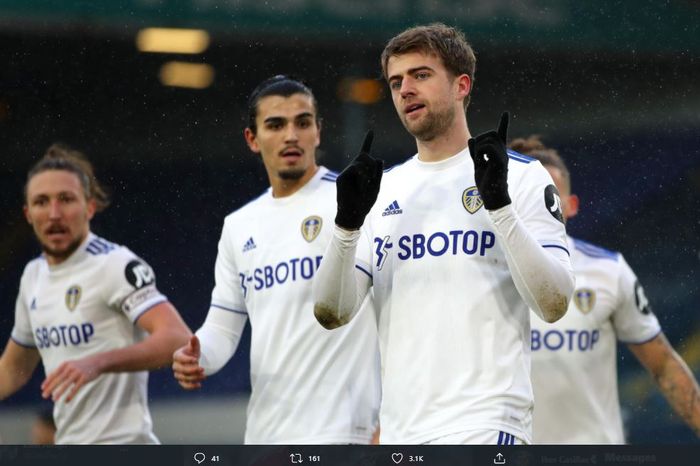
top-left (313, 303), bottom-right (349, 330)
top-left (539, 293), bottom-right (570, 323)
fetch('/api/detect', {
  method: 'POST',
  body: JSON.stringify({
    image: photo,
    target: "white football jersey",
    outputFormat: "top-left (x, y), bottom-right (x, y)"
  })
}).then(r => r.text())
top-left (11, 233), bottom-right (165, 444)
top-left (208, 166), bottom-right (380, 444)
top-left (530, 236), bottom-right (660, 444)
top-left (356, 148), bottom-right (569, 444)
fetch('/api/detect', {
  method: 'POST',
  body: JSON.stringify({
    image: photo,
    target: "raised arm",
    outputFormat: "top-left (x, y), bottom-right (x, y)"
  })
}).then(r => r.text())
top-left (469, 112), bottom-right (574, 322)
top-left (313, 131), bottom-right (382, 329)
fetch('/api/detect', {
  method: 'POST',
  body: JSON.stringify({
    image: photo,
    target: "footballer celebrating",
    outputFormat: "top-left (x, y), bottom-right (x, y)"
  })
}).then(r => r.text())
top-left (313, 24), bottom-right (575, 444)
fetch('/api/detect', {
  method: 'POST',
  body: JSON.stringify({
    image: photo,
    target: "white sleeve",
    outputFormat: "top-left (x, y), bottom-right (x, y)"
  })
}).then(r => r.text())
top-left (313, 226), bottom-right (372, 329)
top-left (612, 254), bottom-right (661, 343)
top-left (489, 205), bottom-right (574, 322)
top-left (104, 249), bottom-right (167, 323)
top-left (197, 219), bottom-right (250, 375)
top-left (196, 307), bottom-right (248, 376)
top-left (210, 219), bottom-right (248, 312)
top-left (488, 161), bottom-right (575, 322)
top-left (10, 266), bottom-right (36, 347)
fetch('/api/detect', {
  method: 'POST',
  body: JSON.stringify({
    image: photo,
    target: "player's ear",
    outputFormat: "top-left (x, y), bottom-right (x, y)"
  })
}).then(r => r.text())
top-left (86, 198), bottom-right (96, 220)
top-left (565, 193), bottom-right (580, 220)
top-left (23, 204), bottom-right (32, 225)
top-left (455, 74), bottom-right (471, 103)
top-left (315, 118), bottom-right (322, 148)
top-left (244, 127), bottom-right (260, 153)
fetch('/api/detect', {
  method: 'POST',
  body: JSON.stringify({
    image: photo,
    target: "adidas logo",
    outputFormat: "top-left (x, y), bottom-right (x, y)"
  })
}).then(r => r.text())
top-left (382, 200), bottom-right (403, 217)
top-left (242, 237), bottom-right (257, 252)
top-left (30, 298), bottom-right (37, 311)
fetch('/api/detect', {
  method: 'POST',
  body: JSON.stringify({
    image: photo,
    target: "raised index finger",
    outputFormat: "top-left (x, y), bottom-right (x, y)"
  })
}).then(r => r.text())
top-left (359, 130), bottom-right (374, 155)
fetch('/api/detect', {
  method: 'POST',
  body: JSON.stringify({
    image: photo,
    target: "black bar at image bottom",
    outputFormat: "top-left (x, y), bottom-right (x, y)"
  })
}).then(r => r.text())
top-left (0, 445), bottom-right (697, 466)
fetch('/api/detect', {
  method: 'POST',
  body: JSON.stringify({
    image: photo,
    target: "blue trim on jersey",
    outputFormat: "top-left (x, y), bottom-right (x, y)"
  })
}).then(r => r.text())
top-left (11, 336), bottom-right (37, 348)
top-left (572, 238), bottom-right (618, 261)
top-left (320, 176), bottom-right (337, 183)
top-left (132, 298), bottom-right (168, 324)
top-left (94, 237), bottom-right (115, 250)
top-left (324, 169), bottom-right (339, 177)
top-left (542, 244), bottom-right (570, 256)
top-left (620, 328), bottom-right (662, 346)
top-left (86, 237), bottom-right (116, 255)
top-left (211, 304), bottom-right (248, 315)
top-left (355, 264), bottom-right (372, 279)
top-left (506, 149), bottom-right (535, 163)
top-left (497, 431), bottom-right (516, 445)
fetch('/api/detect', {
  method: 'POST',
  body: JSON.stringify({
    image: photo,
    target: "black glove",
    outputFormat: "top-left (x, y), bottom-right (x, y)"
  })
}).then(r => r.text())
top-left (335, 131), bottom-right (384, 230)
top-left (468, 112), bottom-right (511, 211)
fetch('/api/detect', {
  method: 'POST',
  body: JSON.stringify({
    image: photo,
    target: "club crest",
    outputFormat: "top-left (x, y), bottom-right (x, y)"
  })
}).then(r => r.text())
top-left (301, 215), bottom-right (323, 242)
top-left (574, 288), bottom-right (596, 314)
top-left (462, 186), bottom-right (483, 214)
top-left (65, 285), bottom-right (82, 311)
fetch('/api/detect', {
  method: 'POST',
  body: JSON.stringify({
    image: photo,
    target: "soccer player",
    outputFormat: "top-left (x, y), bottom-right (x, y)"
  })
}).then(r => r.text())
top-left (312, 23), bottom-right (575, 444)
top-left (510, 135), bottom-right (700, 443)
top-left (0, 144), bottom-right (191, 444)
top-left (171, 75), bottom-right (380, 444)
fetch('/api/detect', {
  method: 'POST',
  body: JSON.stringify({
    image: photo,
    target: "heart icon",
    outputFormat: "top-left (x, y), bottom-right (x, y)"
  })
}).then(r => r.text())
top-left (391, 452), bottom-right (403, 464)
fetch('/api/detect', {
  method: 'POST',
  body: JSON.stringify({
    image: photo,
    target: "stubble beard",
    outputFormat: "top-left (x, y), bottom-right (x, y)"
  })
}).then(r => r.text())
top-left (278, 168), bottom-right (306, 180)
top-left (39, 233), bottom-right (84, 263)
top-left (403, 103), bottom-right (455, 142)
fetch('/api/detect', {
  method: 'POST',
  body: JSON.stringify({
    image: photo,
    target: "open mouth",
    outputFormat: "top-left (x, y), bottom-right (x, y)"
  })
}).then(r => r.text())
top-left (405, 103), bottom-right (425, 115)
top-left (281, 148), bottom-right (303, 159)
top-left (45, 225), bottom-right (69, 240)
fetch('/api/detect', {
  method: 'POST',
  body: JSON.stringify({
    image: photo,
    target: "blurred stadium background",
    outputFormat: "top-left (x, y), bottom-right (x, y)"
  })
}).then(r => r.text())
top-left (0, 0), bottom-right (698, 444)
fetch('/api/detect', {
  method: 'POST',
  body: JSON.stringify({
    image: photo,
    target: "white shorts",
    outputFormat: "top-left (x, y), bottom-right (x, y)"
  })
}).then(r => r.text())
top-left (425, 430), bottom-right (526, 445)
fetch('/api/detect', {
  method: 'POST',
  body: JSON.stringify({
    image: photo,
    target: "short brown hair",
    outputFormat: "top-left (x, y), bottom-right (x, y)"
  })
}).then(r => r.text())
top-left (381, 23), bottom-right (476, 108)
top-left (25, 144), bottom-right (110, 212)
top-left (509, 135), bottom-right (571, 190)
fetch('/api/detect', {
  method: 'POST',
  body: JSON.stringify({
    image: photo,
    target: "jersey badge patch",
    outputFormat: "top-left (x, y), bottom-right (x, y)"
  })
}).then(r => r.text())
top-left (125, 260), bottom-right (156, 289)
top-left (544, 184), bottom-right (564, 223)
top-left (65, 285), bottom-right (82, 311)
top-left (574, 288), bottom-right (596, 314)
top-left (301, 215), bottom-right (322, 242)
top-left (634, 280), bottom-right (653, 315)
top-left (462, 186), bottom-right (483, 214)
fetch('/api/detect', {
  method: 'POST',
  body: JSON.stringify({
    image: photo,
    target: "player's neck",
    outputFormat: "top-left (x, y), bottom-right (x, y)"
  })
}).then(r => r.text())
top-left (269, 165), bottom-right (319, 198)
top-left (416, 117), bottom-right (471, 163)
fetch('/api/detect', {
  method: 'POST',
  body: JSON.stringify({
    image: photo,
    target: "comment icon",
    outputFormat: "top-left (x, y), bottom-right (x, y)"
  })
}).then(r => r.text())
top-left (194, 452), bottom-right (206, 464)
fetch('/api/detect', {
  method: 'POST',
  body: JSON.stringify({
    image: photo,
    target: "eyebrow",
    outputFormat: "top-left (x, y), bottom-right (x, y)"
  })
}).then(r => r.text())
top-left (263, 112), bottom-right (314, 124)
top-left (388, 65), bottom-right (435, 83)
top-left (30, 190), bottom-right (77, 200)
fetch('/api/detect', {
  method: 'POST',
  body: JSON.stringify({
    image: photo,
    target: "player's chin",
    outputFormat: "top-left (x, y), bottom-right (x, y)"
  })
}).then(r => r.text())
top-left (278, 167), bottom-right (306, 181)
top-left (41, 237), bottom-right (82, 260)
